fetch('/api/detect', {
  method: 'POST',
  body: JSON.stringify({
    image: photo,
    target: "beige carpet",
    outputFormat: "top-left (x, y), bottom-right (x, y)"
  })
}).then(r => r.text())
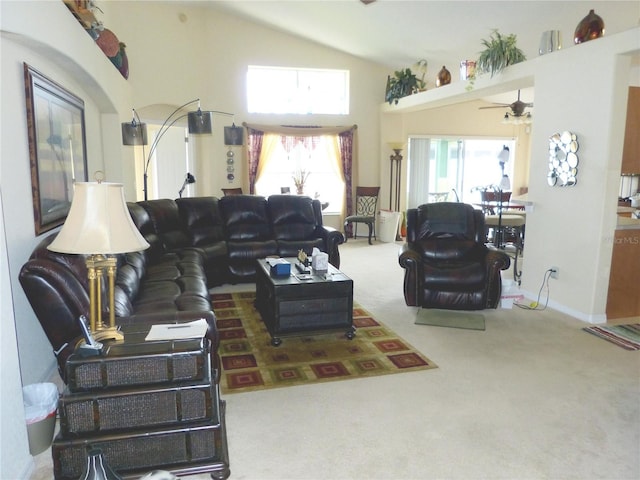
top-left (31, 240), bottom-right (640, 480)
top-left (415, 307), bottom-right (486, 330)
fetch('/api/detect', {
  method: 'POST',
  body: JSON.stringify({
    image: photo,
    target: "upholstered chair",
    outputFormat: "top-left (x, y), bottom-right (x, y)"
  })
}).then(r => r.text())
top-left (398, 202), bottom-right (510, 310)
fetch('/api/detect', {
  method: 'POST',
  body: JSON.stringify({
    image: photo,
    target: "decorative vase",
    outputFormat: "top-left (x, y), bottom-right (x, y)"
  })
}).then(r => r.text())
top-left (80, 448), bottom-right (122, 480)
top-left (436, 66), bottom-right (451, 87)
top-left (538, 30), bottom-right (562, 55)
top-left (574, 9), bottom-right (604, 44)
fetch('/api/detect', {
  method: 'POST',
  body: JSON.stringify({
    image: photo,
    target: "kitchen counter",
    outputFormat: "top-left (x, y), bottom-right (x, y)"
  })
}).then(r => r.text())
top-left (616, 206), bottom-right (640, 229)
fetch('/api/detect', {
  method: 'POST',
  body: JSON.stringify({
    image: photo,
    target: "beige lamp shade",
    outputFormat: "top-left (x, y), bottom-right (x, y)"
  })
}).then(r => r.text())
top-left (388, 142), bottom-right (405, 151)
top-left (48, 182), bottom-right (149, 255)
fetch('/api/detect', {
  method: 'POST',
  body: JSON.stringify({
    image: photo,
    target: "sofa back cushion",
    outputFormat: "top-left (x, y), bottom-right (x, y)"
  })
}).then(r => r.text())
top-left (268, 195), bottom-right (320, 241)
top-left (127, 202), bottom-right (165, 261)
top-left (175, 197), bottom-right (225, 246)
top-left (219, 195), bottom-right (272, 241)
top-left (138, 199), bottom-right (191, 252)
top-left (409, 203), bottom-right (485, 262)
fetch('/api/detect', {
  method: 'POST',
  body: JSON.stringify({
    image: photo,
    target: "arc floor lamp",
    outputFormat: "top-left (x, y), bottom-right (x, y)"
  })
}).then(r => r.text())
top-left (121, 98), bottom-right (239, 200)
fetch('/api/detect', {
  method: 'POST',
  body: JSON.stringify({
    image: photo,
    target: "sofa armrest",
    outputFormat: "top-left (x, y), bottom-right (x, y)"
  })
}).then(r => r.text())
top-left (398, 243), bottom-right (422, 306)
top-left (484, 249), bottom-right (511, 308)
top-left (315, 225), bottom-right (345, 268)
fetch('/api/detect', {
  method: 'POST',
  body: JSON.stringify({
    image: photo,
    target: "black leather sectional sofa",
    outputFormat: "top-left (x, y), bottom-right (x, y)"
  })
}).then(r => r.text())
top-left (19, 194), bottom-right (344, 379)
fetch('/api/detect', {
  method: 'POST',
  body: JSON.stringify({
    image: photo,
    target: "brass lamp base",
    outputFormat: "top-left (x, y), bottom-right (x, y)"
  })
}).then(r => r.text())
top-left (93, 325), bottom-right (124, 342)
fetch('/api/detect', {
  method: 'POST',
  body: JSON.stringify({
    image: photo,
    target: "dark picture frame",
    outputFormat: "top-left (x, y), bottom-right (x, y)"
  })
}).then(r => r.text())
top-left (24, 63), bottom-right (88, 235)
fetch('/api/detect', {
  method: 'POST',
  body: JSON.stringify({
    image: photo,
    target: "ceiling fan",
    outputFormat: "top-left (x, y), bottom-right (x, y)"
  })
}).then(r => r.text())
top-left (360, 0), bottom-right (376, 4)
top-left (479, 90), bottom-right (533, 117)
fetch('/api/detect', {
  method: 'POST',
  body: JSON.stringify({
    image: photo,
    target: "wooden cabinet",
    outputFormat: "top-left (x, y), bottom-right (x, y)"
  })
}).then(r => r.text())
top-left (621, 87), bottom-right (640, 174)
top-left (606, 228), bottom-right (640, 320)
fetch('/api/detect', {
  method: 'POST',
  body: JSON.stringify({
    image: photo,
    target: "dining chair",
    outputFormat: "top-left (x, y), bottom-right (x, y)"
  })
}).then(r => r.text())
top-left (344, 186), bottom-right (380, 245)
top-left (221, 188), bottom-right (243, 196)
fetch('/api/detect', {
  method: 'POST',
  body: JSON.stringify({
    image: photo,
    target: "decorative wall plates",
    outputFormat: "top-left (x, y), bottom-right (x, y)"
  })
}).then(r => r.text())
top-left (548, 131), bottom-right (579, 187)
top-left (226, 150), bottom-right (235, 183)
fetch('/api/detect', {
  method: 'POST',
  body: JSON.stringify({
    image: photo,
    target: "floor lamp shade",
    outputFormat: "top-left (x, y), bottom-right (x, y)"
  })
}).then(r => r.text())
top-left (188, 110), bottom-right (213, 134)
top-left (224, 125), bottom-right (244, 145)
top-left (48, 182), bottom-right (149, 255)
top-left (121, 122), bottom-right (148, 146)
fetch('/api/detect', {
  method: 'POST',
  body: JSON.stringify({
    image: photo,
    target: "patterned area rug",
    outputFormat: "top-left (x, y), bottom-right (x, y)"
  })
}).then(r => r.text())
top-left (583, 324), bottom-right (640, 351)
top-left (212, 292), bottom-right (437, 394)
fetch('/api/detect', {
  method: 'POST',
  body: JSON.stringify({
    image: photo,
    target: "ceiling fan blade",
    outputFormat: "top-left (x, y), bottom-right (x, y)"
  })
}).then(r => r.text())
top-left (479, 105), bottom-right (511, 109)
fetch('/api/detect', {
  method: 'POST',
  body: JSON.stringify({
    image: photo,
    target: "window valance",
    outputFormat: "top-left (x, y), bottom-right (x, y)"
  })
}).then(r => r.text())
top-left (242, 123), bottom-right (357, 137)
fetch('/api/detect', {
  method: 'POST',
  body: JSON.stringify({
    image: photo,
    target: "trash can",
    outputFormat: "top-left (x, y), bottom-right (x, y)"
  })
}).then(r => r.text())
top-left (378, 210), bottom-right (401, 243)
top-left (23, 382), bottom-right (58, 455)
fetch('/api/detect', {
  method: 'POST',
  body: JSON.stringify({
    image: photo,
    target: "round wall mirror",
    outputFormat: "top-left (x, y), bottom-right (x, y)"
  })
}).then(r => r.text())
top-left (548, 131), bottom-right (579, 187)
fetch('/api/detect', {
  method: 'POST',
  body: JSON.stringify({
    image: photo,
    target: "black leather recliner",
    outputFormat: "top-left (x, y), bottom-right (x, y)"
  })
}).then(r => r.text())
top-left (398, 202), bottom-right (510, 310)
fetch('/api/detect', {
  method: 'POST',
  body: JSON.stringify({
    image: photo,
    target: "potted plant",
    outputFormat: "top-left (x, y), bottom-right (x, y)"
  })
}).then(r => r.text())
top-left (292, 169), bottom-right (310, 195)
top-left (385, 68), bottom-right (419, 105)
top-left (413, 59), bottom-right (428, 91)
top-left (477, 29), bottom-right (526, 78)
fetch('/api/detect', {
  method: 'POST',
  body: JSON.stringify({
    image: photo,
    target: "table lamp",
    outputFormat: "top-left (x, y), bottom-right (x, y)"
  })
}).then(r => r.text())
top-left (47, 180), bottom-right (150, 342)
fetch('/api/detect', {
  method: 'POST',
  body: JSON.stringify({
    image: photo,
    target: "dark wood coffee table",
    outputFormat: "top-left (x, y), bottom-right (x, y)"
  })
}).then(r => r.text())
top-left (255, 258), bottom-right (354, 346)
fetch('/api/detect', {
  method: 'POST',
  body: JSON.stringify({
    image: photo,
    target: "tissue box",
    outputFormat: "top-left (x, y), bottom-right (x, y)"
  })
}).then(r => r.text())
top-left (312, 251), bottom-right (329, 272)
top-left (268, 258), bottom-right (291, 277)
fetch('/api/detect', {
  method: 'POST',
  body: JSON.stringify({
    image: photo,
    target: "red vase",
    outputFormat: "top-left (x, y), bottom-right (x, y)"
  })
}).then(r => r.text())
top-left (574, 9), bottom-right (605, 44)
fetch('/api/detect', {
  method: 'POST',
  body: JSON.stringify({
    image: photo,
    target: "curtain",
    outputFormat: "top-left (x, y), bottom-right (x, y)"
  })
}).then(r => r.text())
top-left (407, 137), bottom-right (431, 209)
top-left (245, 123), bottom-right (356, 220)
top-left (255, 133), bottom-right (282, 187)
top-left (338, 129), bottom-right (354, 219)
top-left (246, 127), bottom-right (264, 194)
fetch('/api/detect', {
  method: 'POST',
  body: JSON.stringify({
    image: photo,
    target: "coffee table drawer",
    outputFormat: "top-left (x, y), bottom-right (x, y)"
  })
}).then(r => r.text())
top-left (279, 296), bottom-right (349, 316)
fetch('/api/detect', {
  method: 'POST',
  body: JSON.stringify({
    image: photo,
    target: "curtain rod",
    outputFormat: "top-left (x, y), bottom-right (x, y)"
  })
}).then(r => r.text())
top-left (242, 123), bottom-right (357, 136)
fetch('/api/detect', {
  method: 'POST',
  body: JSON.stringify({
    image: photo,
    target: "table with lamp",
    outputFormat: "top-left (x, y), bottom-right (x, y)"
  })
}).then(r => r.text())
top-left (46, 180), bottom-right (230, 479)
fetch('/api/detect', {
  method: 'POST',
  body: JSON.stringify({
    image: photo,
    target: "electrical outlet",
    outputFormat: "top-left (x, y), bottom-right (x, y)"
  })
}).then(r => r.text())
top-left (549, 266), bottom-right (559, 279)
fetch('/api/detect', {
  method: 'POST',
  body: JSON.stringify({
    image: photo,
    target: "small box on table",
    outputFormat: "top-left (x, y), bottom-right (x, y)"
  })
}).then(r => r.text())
top-left (267, 257), bottom-right (291, 277)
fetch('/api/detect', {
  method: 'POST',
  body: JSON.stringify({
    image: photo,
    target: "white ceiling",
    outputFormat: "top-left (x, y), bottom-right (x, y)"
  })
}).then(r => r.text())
top-left (202, 1), bottom-right (639, 104)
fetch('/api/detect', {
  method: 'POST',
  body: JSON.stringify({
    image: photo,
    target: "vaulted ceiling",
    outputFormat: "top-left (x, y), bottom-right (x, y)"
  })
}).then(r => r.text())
top-left (205, 1), bottom-right (638, 73)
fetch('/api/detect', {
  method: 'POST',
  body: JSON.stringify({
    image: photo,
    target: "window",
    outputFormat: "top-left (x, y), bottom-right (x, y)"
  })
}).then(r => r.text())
top-left (254, 134), bottom-right (344, 214)
top-left (247, 66), bottom-right (349, 115)
top-left (407, 137), bottom-right (515, 207)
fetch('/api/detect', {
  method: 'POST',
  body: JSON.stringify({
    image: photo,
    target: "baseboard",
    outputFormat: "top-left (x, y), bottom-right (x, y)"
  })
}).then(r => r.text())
top-left (518, 289), bottom-right (607, 324)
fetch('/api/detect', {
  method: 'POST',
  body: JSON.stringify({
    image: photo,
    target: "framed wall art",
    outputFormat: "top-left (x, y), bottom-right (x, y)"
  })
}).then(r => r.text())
top-left (24, 63), bottom-right (88, 235)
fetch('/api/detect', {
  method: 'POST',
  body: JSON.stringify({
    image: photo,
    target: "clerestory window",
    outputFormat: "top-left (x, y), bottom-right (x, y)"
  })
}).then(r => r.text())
top-left (247, 66), bottom-right (349, 115)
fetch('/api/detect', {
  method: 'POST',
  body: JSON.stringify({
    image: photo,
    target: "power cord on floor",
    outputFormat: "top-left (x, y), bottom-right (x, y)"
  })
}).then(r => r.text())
top-left (514, 268), bottom-right (553, 310)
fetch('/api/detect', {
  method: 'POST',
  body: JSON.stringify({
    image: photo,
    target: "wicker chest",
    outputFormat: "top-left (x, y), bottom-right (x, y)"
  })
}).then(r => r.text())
top-left (53, 329), bottom-right (229, 479)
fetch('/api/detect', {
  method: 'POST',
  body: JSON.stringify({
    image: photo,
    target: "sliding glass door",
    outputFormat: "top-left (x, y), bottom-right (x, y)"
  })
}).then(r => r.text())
top-left (407, 136), bottom-right (515, 206)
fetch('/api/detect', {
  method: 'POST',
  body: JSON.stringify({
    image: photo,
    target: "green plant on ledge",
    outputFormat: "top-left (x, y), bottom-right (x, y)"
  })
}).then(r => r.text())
top-left (477, 29), bottom-right (526, 78)
top-left (385, 68), bottom-right (419, 105)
